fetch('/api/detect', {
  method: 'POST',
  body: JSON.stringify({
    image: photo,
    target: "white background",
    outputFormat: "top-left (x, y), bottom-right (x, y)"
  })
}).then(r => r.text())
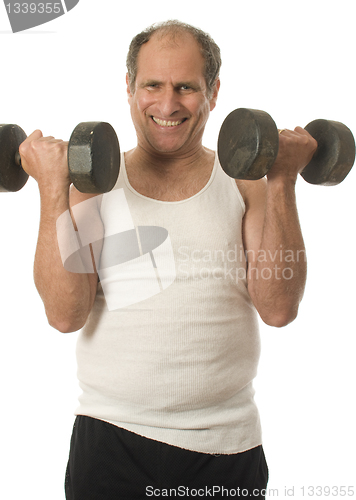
top-left (0, 0), bottom-right (355, 498)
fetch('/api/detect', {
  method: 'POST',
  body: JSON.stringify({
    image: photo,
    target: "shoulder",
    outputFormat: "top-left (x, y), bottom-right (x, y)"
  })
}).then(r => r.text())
top-left (204, 147), bottom-right (216, 162)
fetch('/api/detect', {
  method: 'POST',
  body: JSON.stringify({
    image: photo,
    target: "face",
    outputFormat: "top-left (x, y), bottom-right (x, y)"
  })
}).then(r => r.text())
top-left (127, 32), bottom-right (220, 158)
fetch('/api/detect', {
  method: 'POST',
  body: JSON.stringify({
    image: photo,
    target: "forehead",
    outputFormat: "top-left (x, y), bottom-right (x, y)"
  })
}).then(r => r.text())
top-left (136, 32), bottom-right (206, 83)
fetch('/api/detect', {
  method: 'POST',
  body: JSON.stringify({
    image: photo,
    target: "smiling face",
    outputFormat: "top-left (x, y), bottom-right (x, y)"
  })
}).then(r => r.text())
top-left (127, 32), bottom-right (219, 159)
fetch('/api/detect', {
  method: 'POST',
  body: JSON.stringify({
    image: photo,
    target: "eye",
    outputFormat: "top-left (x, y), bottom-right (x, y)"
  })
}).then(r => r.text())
top-left (145, 83), bottom-right (160, 91)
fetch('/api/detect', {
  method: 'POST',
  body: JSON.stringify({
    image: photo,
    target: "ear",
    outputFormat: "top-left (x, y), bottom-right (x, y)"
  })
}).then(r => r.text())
top-left (126, 73), bottom-right (133, 101)
top-left (209, 78), bottom-right (220, 111)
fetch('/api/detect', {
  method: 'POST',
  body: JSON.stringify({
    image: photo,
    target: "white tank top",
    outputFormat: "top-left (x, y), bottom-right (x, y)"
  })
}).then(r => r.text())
top-left (75, 152), bottom-right (262, 454)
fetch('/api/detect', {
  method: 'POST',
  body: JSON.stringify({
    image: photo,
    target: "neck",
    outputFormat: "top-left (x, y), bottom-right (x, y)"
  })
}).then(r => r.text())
top-left (124, 144), bottom-right (216, 202)
top-left (126, 144), bottom-right (213, 180)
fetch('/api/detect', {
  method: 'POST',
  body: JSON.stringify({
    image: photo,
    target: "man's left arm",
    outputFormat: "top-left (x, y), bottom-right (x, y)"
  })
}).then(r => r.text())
top-left (241, 127), bottom-right (317, 327)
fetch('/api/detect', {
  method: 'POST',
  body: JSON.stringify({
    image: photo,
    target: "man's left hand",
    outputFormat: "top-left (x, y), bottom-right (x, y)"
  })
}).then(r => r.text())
top-left (267, 127), bottom-right (318, 183)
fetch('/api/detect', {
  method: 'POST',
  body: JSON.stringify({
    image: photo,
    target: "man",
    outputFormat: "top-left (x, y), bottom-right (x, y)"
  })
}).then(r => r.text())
top-left (20, 20), bottom-right (316, 499)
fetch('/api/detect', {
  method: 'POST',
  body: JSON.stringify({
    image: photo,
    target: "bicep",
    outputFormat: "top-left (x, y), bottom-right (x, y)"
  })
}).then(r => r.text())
top-left (240, 178), bottom-right (267, 267)
top-left (69, 185), bottom-right (104, 279)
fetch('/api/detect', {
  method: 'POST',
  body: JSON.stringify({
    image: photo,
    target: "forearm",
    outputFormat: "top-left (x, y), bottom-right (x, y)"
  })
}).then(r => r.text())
top-left (248, 179), bottom-right (307, 327)
top-left (34, 189), bottom-right (95, 333)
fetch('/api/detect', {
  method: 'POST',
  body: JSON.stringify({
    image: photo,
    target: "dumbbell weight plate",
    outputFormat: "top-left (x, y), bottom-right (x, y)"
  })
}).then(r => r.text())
top-left (0, 124), bottom-right (28, 192)
top-left (302, 119), bottom-right (356, 186)
top-left (217, 108), bottom-right (279, 180)
top-left (68, 122), bottom-right (121, 193)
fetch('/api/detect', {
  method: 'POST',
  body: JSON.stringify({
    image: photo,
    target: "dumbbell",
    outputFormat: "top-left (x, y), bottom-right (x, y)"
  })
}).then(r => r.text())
top-left (0, 122), bottom-right (121, 193)
top-left (217, 108), bottom-right (356, 185)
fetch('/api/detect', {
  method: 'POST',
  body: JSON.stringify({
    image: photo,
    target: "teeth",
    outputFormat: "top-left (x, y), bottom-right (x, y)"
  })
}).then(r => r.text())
top-left (152, 117), bottom-right (183, 127)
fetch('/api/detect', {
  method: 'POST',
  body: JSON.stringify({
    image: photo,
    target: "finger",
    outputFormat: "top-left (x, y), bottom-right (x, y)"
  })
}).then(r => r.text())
top-left (294, 126), bottom-right (310, 136)
top-left (24, 129), bottom-right (43, 141)
top-left (37, 136), bottom-right (59, 143)
top-left (293, 126), bottom-right (317, 146)
top-left (278, 128), bottom-right (295, 137)
top-left (37, 137), bottom-right (68, 145)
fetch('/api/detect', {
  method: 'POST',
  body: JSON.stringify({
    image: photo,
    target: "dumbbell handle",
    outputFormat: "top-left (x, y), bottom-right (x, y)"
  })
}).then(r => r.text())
top-left (15, 151), bottom-right (22, 167)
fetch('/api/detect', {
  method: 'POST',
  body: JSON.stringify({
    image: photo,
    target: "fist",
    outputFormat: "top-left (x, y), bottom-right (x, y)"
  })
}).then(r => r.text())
top-left (19, 130), bottom-right (71, 191)
top-left (268, 127), bottom-right (318, 182)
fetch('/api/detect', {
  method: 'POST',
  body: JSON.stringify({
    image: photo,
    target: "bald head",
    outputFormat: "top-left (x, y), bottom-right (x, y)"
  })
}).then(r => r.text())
top-left (126, 20), bottom-right (221, 99)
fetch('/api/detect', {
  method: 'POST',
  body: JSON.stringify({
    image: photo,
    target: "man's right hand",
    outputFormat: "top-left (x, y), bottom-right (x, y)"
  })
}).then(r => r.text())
top-left (18, 130), bottom-right (100, 332)
top-left (19, 130), bottom-right (71, 194)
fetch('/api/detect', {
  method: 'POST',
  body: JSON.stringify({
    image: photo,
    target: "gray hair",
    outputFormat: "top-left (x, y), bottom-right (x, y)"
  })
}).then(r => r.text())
top-left (126, 20), bottom-right (221, 99)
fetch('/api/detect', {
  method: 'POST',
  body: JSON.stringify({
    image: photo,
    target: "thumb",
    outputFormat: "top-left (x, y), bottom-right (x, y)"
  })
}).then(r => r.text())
top-left (26, 129), bottom-right (44, 140)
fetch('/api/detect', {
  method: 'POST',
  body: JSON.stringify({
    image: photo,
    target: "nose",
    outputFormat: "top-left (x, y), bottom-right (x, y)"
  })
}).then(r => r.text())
top-left (156, 87), bottom-right (181, 118)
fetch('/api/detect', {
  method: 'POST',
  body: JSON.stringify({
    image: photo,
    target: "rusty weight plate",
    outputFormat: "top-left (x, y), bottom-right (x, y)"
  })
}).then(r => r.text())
top-left (302, 119), bottom-right (355, 185)
top-left (217, 108), bottom-right (279, 180)
top-left (68, 122), bottom-right (121, 193)
top-left (0, 124), bottom-right (28, 192)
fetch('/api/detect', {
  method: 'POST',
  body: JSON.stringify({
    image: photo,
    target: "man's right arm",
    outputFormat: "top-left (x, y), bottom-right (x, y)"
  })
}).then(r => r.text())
top-left (19, 130), bottom-right (101, 333)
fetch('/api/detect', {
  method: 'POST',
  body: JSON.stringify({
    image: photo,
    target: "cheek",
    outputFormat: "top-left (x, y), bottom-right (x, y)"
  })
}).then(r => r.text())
top-left (134, 93), bottom-right (155, 115)
top-left (193, 99), bottom-right (211, 123)
top-left (192, 95), bottom-right (210, 114)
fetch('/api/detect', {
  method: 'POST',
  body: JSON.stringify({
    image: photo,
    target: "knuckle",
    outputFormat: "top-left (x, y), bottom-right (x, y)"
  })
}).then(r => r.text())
top-left (29, 139), bottom-right (42, 154)
top-left (18, 141), bottom-right (27, 156)
top-left (54, 140), bottom-right (67, 154)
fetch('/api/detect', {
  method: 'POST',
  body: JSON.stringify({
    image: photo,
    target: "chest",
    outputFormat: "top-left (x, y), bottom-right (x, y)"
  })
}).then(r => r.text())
top-left (128, 169), bottom-right (213, 202)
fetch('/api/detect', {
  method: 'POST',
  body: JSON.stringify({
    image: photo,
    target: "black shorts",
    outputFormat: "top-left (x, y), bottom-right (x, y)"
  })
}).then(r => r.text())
top-left (65, 416), bottom-right (268, 499)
